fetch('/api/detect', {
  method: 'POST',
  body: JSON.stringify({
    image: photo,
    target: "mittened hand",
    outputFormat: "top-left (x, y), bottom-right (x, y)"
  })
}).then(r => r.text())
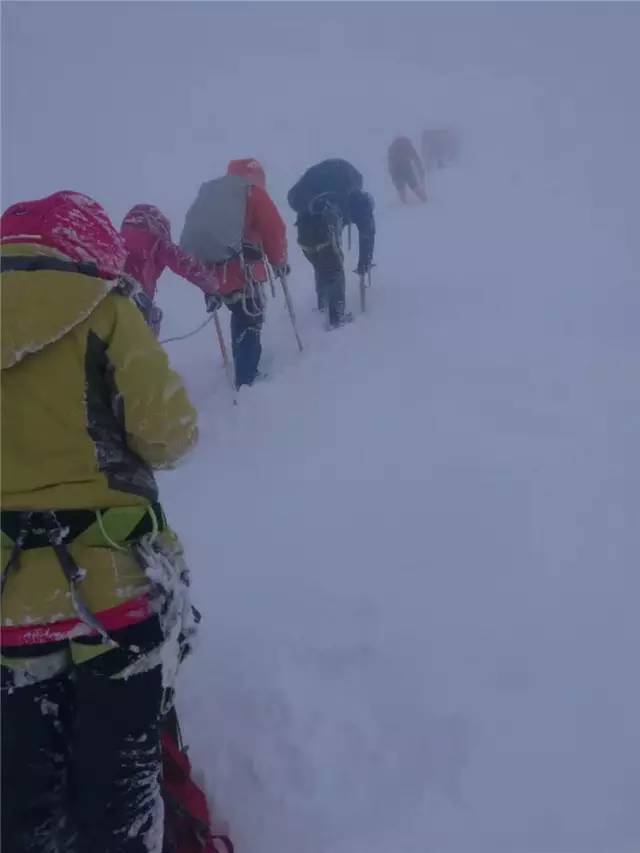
top-left (272, 263), bottom-right (291, 279)
top-left (204, 292), bottom-right (223, 312)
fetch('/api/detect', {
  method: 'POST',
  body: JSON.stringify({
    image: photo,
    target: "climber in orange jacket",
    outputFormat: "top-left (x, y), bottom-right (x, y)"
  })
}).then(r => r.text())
top-left (388, 136), bottom-right (427, 204)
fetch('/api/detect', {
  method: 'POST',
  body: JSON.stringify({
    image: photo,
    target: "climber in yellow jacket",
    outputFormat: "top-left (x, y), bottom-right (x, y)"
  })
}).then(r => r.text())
top-left (1, 190), bottom-right (198, 853)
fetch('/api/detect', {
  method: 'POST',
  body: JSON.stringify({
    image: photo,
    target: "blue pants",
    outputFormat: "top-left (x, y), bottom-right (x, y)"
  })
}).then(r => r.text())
top-left (228, 295), bottom-right (264, 389)
top-left (297, 211), bottom-right (346, 327)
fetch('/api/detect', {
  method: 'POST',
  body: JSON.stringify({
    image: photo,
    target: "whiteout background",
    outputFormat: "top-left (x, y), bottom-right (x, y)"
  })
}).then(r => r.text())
top-left (3, 4), bottom-right (640, 852)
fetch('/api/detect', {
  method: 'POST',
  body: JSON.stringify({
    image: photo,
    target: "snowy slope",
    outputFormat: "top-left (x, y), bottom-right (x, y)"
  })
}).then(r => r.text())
top-left (3, 3), bottom-right (640, 852)
top-left (161, 155), bottom-right (640, 853)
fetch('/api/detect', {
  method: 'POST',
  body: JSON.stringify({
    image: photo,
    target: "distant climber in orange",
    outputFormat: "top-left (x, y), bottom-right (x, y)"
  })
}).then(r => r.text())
top-left (388, 136), bottom-right (427, 204)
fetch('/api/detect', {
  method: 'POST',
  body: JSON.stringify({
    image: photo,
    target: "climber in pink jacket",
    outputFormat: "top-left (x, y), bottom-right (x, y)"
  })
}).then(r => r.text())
top-left (121, 204), bottom-right (218, 334)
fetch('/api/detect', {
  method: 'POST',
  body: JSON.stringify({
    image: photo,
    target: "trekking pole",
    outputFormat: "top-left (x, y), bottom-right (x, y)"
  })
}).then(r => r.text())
top-left (213, 310), bottom-right (236, 395)
top-left (266, 261), bottom-right (276, 299)
top-left (279, 274), bottom-right (304, 352)
top-left (359, 273), bottom-right (366, 313)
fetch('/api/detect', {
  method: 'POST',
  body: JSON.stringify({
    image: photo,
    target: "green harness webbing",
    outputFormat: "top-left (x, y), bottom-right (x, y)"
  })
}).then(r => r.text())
top-left (1, 504), bottom-right (165, 642)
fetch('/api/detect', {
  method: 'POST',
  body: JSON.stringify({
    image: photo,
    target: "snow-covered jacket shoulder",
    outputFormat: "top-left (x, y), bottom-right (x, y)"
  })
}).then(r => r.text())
top-left (1, 243), bottom-right (198, 511)
top-left (1, 241), bottom-right (198, 642)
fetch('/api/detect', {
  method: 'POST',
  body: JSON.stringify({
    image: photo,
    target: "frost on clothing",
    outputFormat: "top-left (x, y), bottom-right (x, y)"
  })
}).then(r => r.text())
top-left (1, 190), bottom-right (127, 279)
top-left (0, 241), bottom-right (198, 637)
top-left (1, 200), bottom-right (201, 853)
top-left (1, 532), bottom-right (198, 852)
top-left (2, 625), bottom-right (167, 853)
top-left (121, 204), bottom-right (218, 300)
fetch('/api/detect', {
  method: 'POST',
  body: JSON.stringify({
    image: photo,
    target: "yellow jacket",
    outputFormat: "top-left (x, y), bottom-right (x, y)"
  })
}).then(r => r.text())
top-left (1, 243), bottom-right (197, 632)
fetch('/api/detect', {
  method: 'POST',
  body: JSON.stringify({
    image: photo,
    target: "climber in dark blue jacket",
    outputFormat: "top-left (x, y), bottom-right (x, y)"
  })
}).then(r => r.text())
top-left (288, 159), bottom-right (375, 328)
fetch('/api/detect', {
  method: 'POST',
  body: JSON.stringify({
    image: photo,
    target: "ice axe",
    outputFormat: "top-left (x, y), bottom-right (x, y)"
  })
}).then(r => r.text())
top-left (358, 268), bottom-right (372, 314)
top-left (359, 273), bottom-right (366, 313)
top-left (279, 273), bottom-right (304, 353)
top-left (265, 261), bottom-right (277, 299)
top-left (213, 309), bottom-right (236, 401)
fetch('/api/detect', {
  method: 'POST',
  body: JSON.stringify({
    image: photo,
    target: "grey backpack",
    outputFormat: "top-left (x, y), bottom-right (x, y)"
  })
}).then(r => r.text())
top-left (180, 174), bottom-right (249, 264)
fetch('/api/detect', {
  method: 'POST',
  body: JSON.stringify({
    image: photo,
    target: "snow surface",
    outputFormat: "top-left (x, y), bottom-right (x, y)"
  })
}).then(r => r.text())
top-left (3, 3), bottom-right (640, 852)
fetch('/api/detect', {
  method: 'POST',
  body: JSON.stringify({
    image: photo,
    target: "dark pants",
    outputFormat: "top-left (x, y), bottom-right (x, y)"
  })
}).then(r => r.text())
top-left (297, 212), bottom-right (346, 327)
top-left (390, 163), bottom-right (426, 203)
top-left (1, 620), bottom-right (165, 853)
top-left (228, 293), bottom-right (264, 389)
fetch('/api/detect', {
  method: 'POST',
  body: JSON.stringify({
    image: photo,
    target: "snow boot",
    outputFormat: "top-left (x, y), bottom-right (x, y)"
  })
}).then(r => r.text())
top-left (327, 311), bottom-right (354, 330)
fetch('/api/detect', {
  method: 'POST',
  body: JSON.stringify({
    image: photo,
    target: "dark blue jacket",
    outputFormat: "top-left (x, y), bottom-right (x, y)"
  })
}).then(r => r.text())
top-left (288, 159), bottom-right (375, 272)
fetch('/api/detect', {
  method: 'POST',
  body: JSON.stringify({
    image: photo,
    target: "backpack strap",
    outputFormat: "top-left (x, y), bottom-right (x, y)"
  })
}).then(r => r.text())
top-left (1, 255), bottom-right (102, 277)
top-left (41, 512), bottom-right (116, 644)
top-left (1, 504), bottom-right (165, 551)
top-left (1, 510), bottom-right (115, 645)
top-left (1, 512), bottom-right (31, 596)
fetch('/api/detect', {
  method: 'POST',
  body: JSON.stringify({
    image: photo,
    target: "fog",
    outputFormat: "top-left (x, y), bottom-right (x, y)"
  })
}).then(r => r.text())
top-left (3, 3), bottom-right (640, 852)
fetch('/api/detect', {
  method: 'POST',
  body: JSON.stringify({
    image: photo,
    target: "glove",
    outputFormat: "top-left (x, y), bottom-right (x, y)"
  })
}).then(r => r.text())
top-left (355, 261), bottom-right (374, 276)
top-left (204, 292), bottom-right (223, 312)
top-left (272, 262), bottom-right (291, 280)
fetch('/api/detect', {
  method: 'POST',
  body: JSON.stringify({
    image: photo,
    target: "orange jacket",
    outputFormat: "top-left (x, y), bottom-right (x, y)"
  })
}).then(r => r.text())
top-left (215, 185), bottom-right (287, 296)
top-left (388, 136), bottom-right (424, 178)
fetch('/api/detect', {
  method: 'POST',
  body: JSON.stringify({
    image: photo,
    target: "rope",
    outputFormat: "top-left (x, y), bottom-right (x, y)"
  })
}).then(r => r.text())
top-left (266, 258), bottom-right (276, 298)
top-left (241, 281), bottom-right (264, 318)
top-left (160, 315), bottom-right (215, 344)
top-left (147, 504), bottom-right (160, 545)
top-left (96, 510), bottom-right (128, 553)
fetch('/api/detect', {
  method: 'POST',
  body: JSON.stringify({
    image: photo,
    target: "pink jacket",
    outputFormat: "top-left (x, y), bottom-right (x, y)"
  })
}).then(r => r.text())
top-left (121, 204), bottom-right (218, 300)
